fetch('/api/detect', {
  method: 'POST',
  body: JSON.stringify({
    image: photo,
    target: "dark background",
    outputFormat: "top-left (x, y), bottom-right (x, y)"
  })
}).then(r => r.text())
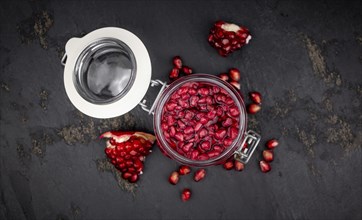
top-left (1, 0), bottom-right (361, 220)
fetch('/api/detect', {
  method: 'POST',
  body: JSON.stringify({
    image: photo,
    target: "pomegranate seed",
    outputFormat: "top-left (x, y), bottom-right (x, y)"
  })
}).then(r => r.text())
top-left (249, 91), bottom-right (262, 104)
top-left (263, 150), bottom-right (274, 162)
top-left (182, 142), bottom-right (193, 152)
top-left (128, 174), bottom-right (139, 183)
top-left (169, 68), bottom-right (180, 79)
top-left (169, 171), bottom-right (180, 185)
top-left (194, 169), bottom-right (206, 182)
top-left (223, 161), bottom-right (234, 170)
top-left (228, 68), bottom-right (241, 81)
top-left (215, 129), bottom-right (227, 140)
top-left (247, 103), bottom-right (261, 114)
top-left (260, 160), bottom-right (271, 173)
top-left (266, 139), bottom-right (279, 149)
top-left (234, 160), bottom-right (244, 171)
top-left (178, 165), bottom-right (191, 175)
top-left (229, 81), bottom-right (240, 90)
top-left (182, 66), bottom-right (193, 75)
top-left (172, 56), bottom-right (183, 69)
top-left (219, 73), bottom-right (229, 81)
top-left (179, 165), bottom-right (191, 175)
top-left (181, 188), bottom-right (191, 202)
top-left (122, 172), bottom-right (132, 180)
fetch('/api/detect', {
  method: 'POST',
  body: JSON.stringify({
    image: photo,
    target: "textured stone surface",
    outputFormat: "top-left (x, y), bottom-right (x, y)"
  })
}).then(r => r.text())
top-left (0, 0), bottom-right (361, 219)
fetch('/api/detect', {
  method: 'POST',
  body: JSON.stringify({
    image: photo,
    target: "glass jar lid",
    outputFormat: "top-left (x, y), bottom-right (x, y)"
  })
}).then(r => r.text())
top-left (63, 27), bottom-right (151, 118)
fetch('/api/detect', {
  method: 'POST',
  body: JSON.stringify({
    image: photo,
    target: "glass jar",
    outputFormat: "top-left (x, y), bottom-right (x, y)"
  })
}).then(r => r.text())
top-left (152, 74), bottom-right (260, 167)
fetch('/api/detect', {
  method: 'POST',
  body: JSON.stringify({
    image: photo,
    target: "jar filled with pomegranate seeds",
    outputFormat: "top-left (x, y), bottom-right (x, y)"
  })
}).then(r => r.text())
top-left (152, 74), bottom-right (260, 167)
top-left (62, 28), bottom-right (260, 167)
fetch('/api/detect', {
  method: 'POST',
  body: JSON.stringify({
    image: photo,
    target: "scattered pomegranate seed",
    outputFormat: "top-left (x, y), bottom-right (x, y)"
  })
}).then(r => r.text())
top-left (169, 68), bottom-right (180, 79)
top-left (249, 91), bottom-right (262, 104)
top-left (260, 160), bottom-right (271, 173)
top-left (169, 171), bottom-right (180, 185)
top-left (208, 20), bottom-right (252, 57)
top-left (229, 81), bottom-right (240, 90)
top-left (219, 73), bottom-right (229, 81)
top-left (172, 56), bottom-right (183, 69)
top-left (223, 161), bottom-right (234, 170)
top-left (229, 68), bottom-right (241, 81)
top-left (182, 66), bottom-right (193, 75)
top-left (262, 150), bottom-right (274, 162)
top-left (194, 169), bottom-right (206, 182)
top-left (100, 131), bottom-right (155, 183)
top-left (181, 188), bottom-right (191, 202)
top-left (247, 103), bottom-right (261, 114)
top-left (266, 139), bottom-right (279, 149)
top-left (234, 160), bottom-right (244, 171)
top-left (179, 165), bottom-right (191, 175)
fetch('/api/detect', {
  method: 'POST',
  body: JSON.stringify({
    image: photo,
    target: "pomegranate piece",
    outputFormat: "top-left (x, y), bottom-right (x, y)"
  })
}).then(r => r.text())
top-left (234, 160), bottom-right (244, 171)
top-left (247, 103), bottom-right (261, 114)
top-left (169, 68), bottom-right (180, 79)
top-left (228, 68), bottom-right (241, 81)
top-left (172, 56), bottom-right (183, 69)
top-left (100, 131), bottom-right (155, 183)
top-left (219, 73), bottom-right (229, 81)
top-left (179, 165), bottom-right (191, 175)
top-left (263, 150), bottom-right (274, 162)
top-left (249, 91), bottom-right (262, 104)
top-left (169, 171), bottom-right (180, 185)
top-left (260, 160), bottom-right (271, 173)
top-left (181, 188), bottom-right (191, 202)
top-left (208, 20), bottom-right (252, 57)
top-left (266, 139), bottom-right (279, 149)
top-left (182, 66), bottom-right (193, 75)
top-left (194, 169), bottom-right (206, 182)
top-left (229, 81), bottom-right (240, 90)
top-left (223, 160), bottom-right (234, 170)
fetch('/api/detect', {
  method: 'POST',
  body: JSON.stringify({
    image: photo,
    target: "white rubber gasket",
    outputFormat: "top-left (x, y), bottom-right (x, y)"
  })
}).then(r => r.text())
top-left (63, 27), bottom-right (151, 119)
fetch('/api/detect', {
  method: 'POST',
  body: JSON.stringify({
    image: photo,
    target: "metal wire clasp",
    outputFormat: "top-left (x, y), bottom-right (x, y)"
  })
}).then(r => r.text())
top-left (138, 80), bottom-right (168, 115)
top-left (234, 130), bottom-right (261, 164)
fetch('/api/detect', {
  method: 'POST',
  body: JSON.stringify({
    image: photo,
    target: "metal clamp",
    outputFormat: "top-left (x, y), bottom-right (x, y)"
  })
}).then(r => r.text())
top-left (234, 130), bottom-right (261, 164)
top-left (138, 79), bottom-right (168, 115)
top-left (61, 53), bottom-right (67, 66)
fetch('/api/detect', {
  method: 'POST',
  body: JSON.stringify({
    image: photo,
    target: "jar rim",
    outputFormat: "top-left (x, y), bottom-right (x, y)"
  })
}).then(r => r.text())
top-left (153, 74), bottom-right (248, 167)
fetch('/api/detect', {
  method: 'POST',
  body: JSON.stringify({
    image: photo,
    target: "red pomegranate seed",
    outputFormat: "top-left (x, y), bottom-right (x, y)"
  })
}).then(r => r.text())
top-left (229, 68), bottom-right (241, 81)
top-left (229, 81), bottom-right (240, 90)
top-left (219, 73), bottom-right (229, 81)
top-left (249, 91), bottom-right (262, 104)
top-left (266, 139), bottom-right (279, 149)
top-left (215, 129), bottom-right (227, 140)
top-left (172, 56), bottom-right (183, 69)
top-left (263, 150), bottom-right (274, 162)
top-left (247, 103), bottom-right (261, 114)
top-left (182, 66), bottom-right (193, 75)
top-left (194, 169), bottom-right (206, 182)
top-left (169, 171), bottom-right (180, 185)
top-left (234, 160), bottom-right (244, 171)
top-left (122, 172), bottom-right (132, 180)
top-left (223, 161), bottom-right (234, 170)
top-left (181, 188), bottom-right (191, 202)
top-left (128, 173), bottom-right (139, 183)
top-left (179, 165), bottom-right (191, 175)
top-left (169, 68), bottom-right (180, 79)
top-left (260, 160), bottom-right (271, 173)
